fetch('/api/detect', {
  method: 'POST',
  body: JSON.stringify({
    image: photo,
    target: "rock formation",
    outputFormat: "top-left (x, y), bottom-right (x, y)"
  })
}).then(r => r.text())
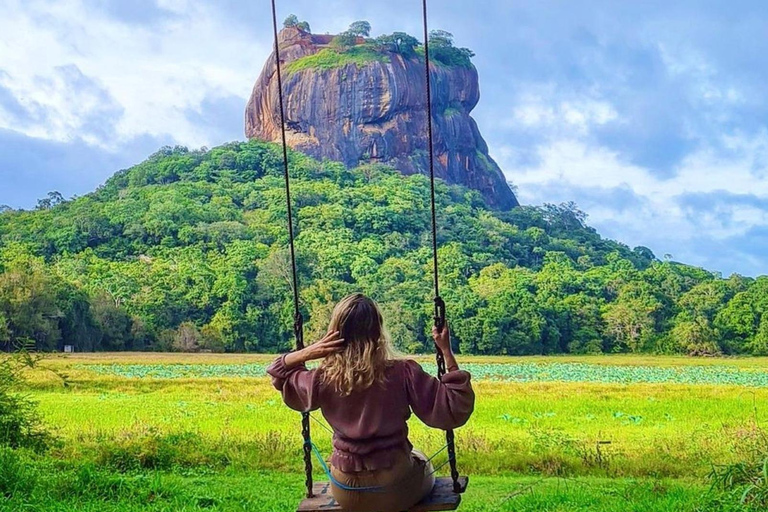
top-left (245, 27), bottom-right (518, 209)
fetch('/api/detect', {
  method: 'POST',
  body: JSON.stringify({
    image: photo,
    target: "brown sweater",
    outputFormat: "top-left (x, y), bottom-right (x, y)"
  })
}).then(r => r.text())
top-left (267, 355), bottom-right (475, 473)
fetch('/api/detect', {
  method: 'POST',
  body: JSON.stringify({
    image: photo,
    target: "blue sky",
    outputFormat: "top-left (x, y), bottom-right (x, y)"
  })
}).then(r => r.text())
top-left (1, 0), bottom-right (767, 277)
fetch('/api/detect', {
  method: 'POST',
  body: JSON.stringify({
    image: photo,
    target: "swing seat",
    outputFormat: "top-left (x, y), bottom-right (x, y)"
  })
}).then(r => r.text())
top-left (297, 476), bottom-right (468, 512)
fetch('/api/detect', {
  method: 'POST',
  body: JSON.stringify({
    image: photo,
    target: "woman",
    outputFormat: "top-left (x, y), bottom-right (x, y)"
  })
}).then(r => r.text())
top-left (267, 293), bottom-right (475, 512)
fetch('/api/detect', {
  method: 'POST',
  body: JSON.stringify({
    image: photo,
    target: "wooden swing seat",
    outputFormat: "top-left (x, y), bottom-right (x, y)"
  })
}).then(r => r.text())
top-left (297, 476), bottom-right (468, 512)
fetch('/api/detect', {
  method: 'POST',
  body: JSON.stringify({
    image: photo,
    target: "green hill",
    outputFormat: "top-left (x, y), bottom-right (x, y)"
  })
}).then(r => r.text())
top-left (0, 140), bottom-right (765, 355)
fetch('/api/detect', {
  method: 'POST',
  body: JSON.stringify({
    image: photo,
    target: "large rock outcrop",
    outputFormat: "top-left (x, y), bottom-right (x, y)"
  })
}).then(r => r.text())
top-left (245, 27), bottom-right (518, 209)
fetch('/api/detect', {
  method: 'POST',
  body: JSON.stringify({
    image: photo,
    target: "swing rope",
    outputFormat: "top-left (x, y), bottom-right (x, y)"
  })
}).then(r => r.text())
top-left (422, 0), bottom-right (462, 494)
top-left (270, 0), bottom-right (462, 499)
top-left (270, 0), bottom-right (313, 499)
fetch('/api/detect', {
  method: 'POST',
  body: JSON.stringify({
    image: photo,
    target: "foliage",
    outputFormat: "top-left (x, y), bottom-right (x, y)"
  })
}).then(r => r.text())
top-left (331, 21), bottom-right (373, 51)
top-left (285, 47), bottom-right (388, 74)
top-left (0, 139), bottom-right (765, 355)
top-left (283, 14), bottom-right (310, 33)
top-left (347, 20), bottom-right (371, 37)
top-left (711, 457), bottom-right (768, 508)
top-left (287, 21), bottom-right (474, 70)
top-left (0, 354), bottom-right (52, 451)
top-left (425, 29), bottom-right (475, 68)
top-left (35, 191), bottom-right (65, 211)
top-left (375, 32), bottom-right (420, 58)
top-left (331, 31), bottom-right (359, 50)
top-left (709, 420), bottom-right (768, 509)
top-left (283, 14), bottom-right (299, 28)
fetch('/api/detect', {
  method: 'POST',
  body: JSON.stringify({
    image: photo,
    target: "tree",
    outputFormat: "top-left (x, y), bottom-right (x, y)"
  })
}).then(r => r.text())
top-left (332, 31), bottom-right (358, 50)
top-left (200, 324), bottom-right (226, 352)
top-left (602, 282), bottom-right (663, 352)
top-left (426, 29), bottom-right (475, 67)
top-left (297, 21), bottom-right (311, 33)
top-left (0, 247), bottom-right (61, 351)
top-left (748, 316), bottom-right (768, 355)
top-left (715, 278), bottom-right (768, 354)
top-left (429, 29), bottom-right (454, 47)
top-left (0, 312), bottom-right (9, 347)
top-left (348, 20), bottom-right (371, 37)
top-left (632, 246), bottom-right (656, 265)
top-left (90, 291), bottom-right (133, 350)
top-left (173, 322), bottom-right (201, 352)
top-left (375, 32), bottom-right (419, 57)
top-left (283, 14), bottom-right (299, 28)
top-left (468, 264), bottom-right (545, 355)
top-left (35, 191), bottom-right (65, 210)
top-left (672, 319), bottom-right (720, 355)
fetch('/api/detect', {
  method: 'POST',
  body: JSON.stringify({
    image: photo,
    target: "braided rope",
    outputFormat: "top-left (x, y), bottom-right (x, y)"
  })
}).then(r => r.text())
top-left (269, 0), bottom-right (312, 498)
top-left (422, 0), bottom-right (461, 494)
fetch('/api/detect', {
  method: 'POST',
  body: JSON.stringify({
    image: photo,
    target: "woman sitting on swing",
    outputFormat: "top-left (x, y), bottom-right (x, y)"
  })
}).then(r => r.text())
top-left (267, 293), bottom-right (475, 512)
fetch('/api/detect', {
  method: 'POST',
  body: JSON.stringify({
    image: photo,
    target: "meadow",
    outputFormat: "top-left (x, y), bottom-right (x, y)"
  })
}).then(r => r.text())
top-left (4, 353), bottom-right (768, 511)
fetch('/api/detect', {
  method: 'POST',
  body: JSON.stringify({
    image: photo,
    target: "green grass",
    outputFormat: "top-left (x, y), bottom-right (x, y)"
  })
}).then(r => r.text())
top-left (0, 447), bottom-right (747, 512)
top-left (7, 353), bottom-right (768, 510)
top-left (284, 47), bottom-right (388, 74)
top-left (0, 464), bottom-right (743, 512)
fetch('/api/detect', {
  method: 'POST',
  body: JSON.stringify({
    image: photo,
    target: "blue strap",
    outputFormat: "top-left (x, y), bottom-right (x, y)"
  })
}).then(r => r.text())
top-left (305, 438), bottom-right (452, 492)
top-left (306, 441), bottom-right (385, 493)
top-left (426, 444), bottom-right (447, 463)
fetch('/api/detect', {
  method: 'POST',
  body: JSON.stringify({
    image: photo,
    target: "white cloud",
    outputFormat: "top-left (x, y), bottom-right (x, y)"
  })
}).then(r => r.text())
top-left (0, 0), bottom-right (270, 148)
top-left (506, 90), bottom-right (618, 136)
top-left (497, 129), bottom-right (768, 274)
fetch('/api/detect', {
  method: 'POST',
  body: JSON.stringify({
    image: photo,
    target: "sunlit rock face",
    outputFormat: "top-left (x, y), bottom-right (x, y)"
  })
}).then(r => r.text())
top-left (246, 27), bottom-right (518, 209)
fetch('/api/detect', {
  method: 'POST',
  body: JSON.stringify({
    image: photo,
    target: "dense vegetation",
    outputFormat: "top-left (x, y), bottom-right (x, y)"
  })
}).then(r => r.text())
top-left (0, 354), bottom-right (51, 451)
top-left (284, 47), bottom-right (389, 75)
top-left (0, 139), bottom-right (766, 355)
top-left (283, 17), bottom-right (475, 73)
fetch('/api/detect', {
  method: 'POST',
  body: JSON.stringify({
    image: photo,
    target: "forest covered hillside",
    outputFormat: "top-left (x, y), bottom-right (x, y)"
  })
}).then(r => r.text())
top-left (0, 140), bottom-right (766, 355)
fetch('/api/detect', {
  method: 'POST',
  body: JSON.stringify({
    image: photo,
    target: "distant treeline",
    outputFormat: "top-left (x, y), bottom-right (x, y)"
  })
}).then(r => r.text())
top-left (1, 141), bottom-right (766, 355)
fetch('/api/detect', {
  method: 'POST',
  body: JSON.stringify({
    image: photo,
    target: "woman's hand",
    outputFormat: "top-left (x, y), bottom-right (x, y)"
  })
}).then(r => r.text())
top-left (432, 323), bottom-right (460, 372)
top-left (284, 331), bottom-right (345, 368)
top-left (432, 323), bottom-right (452, 355)
top-left (304, 330), bottom-right (346, 361)
top-left (285, 331), bottom-right (344, 368)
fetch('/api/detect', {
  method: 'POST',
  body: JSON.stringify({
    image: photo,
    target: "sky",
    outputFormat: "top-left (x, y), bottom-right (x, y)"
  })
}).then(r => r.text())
top-left (1, 0), bottom-right (767, 277)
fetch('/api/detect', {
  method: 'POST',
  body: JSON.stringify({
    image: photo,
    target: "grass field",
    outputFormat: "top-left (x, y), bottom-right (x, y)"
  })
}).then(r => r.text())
top-left (4, 353), bottom-right (768, 511)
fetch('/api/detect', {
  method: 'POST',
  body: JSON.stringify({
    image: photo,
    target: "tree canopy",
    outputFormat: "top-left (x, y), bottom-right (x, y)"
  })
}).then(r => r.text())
top-left (284, 14), bottom-right (310, 33)
top-left (291, 20), bottom-right (476, 70)
top-left (0, 140), bottom-right (761, 356)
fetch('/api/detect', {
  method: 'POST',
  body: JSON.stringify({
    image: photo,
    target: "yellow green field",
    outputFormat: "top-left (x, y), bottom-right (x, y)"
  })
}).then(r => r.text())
top-left (5, 353), bottom-right (768, 511)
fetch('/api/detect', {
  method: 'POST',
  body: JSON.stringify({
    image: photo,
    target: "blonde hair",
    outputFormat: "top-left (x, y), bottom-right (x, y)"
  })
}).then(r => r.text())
top-left (319, 293), bottom-right (394, 396)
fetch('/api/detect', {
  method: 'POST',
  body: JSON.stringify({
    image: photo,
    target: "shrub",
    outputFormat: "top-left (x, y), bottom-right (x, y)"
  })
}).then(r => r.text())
top-left (172, 322), bottom-right (202, 353)
top-left (95, 430), bottom-right (226, 472)
top-left (709, 422), bottom-right (768, 508)
top-left (285, 47), bottom-right (387, 74)
top-left (0, 447), bottom-right (39, 499)
top-left (0, 354), bottom-right (52, 451)
top-left (710, 458), bottom-right (768, 508)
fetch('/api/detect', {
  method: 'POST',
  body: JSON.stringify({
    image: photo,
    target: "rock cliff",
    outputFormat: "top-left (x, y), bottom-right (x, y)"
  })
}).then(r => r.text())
top-left (245, 27), bottom-right (518, 209)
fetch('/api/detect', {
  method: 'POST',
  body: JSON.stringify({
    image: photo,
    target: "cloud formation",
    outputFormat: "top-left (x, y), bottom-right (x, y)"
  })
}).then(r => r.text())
top-left (0, 0), bottom-right (767, 276)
